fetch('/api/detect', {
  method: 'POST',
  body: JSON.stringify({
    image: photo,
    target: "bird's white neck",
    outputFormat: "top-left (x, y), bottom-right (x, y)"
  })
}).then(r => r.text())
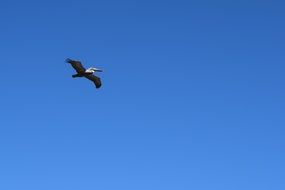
top-left (85, 68), bottom-right (95, 74)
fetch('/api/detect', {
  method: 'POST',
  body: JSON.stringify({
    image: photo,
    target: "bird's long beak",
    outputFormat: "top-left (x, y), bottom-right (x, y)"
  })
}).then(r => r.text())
top-left (95, 69), bottom-right (103, 72)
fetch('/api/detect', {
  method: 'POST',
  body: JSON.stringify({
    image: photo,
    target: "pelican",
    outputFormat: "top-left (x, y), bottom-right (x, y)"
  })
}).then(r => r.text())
top-left (66, 58), bottom-right (103, 88)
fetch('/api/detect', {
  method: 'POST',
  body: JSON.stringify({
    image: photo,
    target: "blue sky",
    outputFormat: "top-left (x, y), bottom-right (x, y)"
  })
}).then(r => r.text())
top-left (0, 0), bottom-right (284, 189)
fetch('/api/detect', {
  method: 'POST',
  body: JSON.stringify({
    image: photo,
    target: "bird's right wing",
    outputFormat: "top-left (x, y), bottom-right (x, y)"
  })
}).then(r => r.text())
top-left (66, 58), bottom-right (86, 73)
top-left (85, 74), bottom-right (102, 89)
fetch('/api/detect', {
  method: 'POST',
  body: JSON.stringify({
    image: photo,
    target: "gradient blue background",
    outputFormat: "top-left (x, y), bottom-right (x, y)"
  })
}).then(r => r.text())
top-left (0, 0), bottom-right (284, 189)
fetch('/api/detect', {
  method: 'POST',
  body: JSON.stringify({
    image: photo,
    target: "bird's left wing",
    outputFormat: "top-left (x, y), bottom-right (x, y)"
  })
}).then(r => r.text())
top-left (85, 74), bottom-right (102, 89)
top-left (66, 58), bottom-right (86, 73)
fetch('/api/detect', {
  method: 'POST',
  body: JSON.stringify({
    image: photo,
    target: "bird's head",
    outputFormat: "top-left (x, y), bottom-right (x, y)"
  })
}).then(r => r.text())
top-left (89, 67), bottom-right (103, 72)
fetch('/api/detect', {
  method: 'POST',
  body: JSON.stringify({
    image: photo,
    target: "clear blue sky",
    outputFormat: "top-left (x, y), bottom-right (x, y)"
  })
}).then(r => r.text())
top-left (0, 0), bottom-right (284, 189)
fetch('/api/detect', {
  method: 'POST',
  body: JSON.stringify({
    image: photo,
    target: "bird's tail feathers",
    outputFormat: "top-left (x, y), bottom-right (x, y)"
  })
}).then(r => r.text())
top-left (72, 74), bottom-right (81, 78)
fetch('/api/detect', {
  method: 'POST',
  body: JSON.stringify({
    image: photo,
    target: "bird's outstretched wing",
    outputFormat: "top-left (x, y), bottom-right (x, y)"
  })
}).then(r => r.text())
top-left (66, 58), bottom-right (86, 73)
top-left (85, 74), bottom-right (102, 88)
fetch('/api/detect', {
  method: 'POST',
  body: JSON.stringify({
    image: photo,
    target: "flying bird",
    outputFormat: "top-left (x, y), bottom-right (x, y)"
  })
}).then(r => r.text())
top-left (66, 58), bottom-right (103, 88)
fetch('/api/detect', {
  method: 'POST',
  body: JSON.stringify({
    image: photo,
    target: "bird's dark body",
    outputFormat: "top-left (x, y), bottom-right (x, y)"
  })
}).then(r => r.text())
top-left (66, 58), bottom-right (102, 88)
top-left (72, 73), bottom-right (92, 78)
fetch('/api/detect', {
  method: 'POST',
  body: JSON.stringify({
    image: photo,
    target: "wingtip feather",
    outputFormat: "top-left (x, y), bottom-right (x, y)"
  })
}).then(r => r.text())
top-left (65, 58), bottom-right (72, 63)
